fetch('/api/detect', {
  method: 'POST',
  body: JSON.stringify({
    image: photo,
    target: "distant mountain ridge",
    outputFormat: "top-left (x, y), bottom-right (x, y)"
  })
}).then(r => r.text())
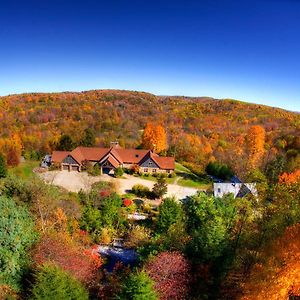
top-left (2, 89), bottom-right (297, 113)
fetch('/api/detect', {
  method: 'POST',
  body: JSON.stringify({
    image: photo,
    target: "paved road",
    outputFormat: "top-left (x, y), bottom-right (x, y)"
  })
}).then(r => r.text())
top-left (39, 171), bottom-right (201, 199)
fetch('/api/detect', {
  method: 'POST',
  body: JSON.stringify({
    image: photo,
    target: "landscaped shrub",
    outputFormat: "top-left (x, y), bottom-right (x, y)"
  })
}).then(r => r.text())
top-left (87, 165), bottom-right (101, 176)
top-left (115, 167), bottom-right (124, 178)
top-left (152, 177), bottom-right (168, 199)
top-left (168, 172), bottom-right (176, 178)
top-left (132, 184), bottom-right (151, 198)
top-left (123, 198), bottom-right (133, 207)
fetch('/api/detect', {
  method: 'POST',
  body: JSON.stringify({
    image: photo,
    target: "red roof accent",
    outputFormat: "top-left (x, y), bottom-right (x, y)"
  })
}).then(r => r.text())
top-left (108, 147), bottom-right (124, 164)
top-left (74, 147), bottom-right (109, 161)
top-left (139, 150), bottom-right (175, 170)
top-left (106, 156), bottom-right (120, 168)
top-left (117, 149), bottom-right (149, 164)
top-left (51, 151), bottom-right (70, 163)
top-left (51, 147), bottom-right (175, 170)
top-left (69, 147), bottom-right (85, 164)
top-left (153, 156), bottom-right (175, 170)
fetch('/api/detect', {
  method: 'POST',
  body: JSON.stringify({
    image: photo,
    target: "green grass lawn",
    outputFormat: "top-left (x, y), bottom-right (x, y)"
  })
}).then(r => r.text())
top-left (8, 160), bottom-right (40, 179)
top-left (176, 178), bottom-right (211, 189)
top-left (136, 162), bottom-right (211, 190)
top-left (175, 162), bottom-right (193, 174)
top-left (175, 162), bottom-right (211, 189)
top-left (138, 174), bottom-right (176, 184)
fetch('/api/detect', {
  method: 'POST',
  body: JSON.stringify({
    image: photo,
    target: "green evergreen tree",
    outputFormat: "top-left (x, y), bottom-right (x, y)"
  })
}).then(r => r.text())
top-left (157, 197), bottom-right (184, 233)
top-left (185, 193), bottom-right (237, 262)
top-left (80, 128), bottom-right (96, 147)
top-left (0, 153), bottom-right (7, 178)
top-left (117, 270), bottom-right (158, 300)
top-left (0, 196), bottom-right (36, 288)
top-left (57, 134), bottom-right (74, 151)
top-left (31, 264), bottom-right (88, 300)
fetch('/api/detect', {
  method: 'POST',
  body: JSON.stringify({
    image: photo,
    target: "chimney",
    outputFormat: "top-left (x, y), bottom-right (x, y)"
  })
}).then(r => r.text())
top-left (110, 141), bottom-right (119, 148)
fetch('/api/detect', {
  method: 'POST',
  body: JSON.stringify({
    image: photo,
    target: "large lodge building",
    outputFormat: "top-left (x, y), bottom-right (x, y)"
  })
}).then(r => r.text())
top-left (51, 144), bottom-right (175, 175)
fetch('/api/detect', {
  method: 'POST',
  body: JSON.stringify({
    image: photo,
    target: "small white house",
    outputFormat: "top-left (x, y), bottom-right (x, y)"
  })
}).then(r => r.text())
top-left (214, 183), bottom-right (257, 199)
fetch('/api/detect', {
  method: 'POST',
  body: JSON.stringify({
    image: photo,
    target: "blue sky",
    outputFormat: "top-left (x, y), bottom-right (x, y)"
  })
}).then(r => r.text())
top-left (1, 0), bottom-right (300, 111)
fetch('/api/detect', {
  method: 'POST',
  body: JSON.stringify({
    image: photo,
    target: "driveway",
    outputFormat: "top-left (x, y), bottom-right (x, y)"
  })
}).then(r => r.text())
top-left (39, 171), bottom-right (200, 199)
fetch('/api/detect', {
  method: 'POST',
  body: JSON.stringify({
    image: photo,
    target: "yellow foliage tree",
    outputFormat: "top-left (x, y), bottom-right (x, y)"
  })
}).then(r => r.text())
top-left (142, 122), bottom-right (167, 153)
top-left (246, 125), bottom-right (266, 169)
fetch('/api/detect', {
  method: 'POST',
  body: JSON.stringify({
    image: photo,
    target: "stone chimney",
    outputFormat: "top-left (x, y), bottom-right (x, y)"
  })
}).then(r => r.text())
top-left (110, 141), bottom-right (120, 148)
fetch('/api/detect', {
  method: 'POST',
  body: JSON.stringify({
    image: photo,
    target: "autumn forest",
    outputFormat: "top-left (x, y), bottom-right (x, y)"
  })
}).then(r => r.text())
top-left (0, 89), bottom-right (300, 299)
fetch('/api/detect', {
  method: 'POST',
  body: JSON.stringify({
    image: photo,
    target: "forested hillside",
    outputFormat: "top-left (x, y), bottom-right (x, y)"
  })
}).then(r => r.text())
top-left (1, 90), bottom-right (300, 299)
top-left (0, 90), bottom-right (299, 179)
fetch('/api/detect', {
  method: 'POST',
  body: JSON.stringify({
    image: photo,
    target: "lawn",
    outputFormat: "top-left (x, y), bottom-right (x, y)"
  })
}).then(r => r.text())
top-left (177, 177), bottom-right (211, 189)
top-left (136, 163), bottom-right (211, 190)
top-left (175, 162), bottom-right (194, 174)
top-left (8, 160), bottom-right (40, 179)
top-left (175, 162), bottom-right (211, 188)
top-left (137, 174), bottom-right (176, 184)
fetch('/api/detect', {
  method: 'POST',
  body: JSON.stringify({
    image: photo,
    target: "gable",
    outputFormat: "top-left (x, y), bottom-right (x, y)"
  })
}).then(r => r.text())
top-left (139, 157), bottom-right (159, 168)
top-left (63, 155), bottom-right (79, 165)
top-left (236, 184), bottom-right (251, 198)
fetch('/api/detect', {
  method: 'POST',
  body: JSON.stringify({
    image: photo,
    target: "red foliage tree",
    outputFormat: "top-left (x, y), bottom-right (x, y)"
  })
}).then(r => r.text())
top-left (6, 146), bottom-right (20, 166)
top-left (145, 251), bottom-right (191, 300)
top-left (31, 233), bottom-right (101, 286)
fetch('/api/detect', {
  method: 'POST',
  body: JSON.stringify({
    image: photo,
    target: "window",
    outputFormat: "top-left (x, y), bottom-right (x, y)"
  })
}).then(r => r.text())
top-left (149, 161), bottom-right (153, 165)
top-left (167, 170), bottom-right (171, 174)
top-left (218, 188), bottom-right (221, 193)
top-left (153, 169), bottom-right (157, 173)
top-left (144, 168), bottom-right (148, 173)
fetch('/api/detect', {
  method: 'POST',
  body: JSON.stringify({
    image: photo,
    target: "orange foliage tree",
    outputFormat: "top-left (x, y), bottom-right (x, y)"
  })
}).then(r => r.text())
top-left (240, 223), bottom-right (300, 300)
top-left (0, 134), bottom-right (22, 166)
top-left (142, 122), bottom-right (167, 153)
top-left (175, 133), bottom-right (213, 170)
top-left (278, 169), bottom-right (300, 184)
top-left (246, 125), bottom-right (266, 169)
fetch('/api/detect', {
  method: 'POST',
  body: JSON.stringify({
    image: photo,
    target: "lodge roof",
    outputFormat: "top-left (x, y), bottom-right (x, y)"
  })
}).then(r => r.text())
top-left (52, 151), bottom-right (70, 163)
top-left (51, 146), bottom-right (175, 170)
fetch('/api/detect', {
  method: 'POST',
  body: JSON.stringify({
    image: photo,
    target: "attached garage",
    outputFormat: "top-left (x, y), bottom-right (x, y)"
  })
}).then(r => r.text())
top-left (71, 165), bottom-right (80, 172)
top-left (62, 165), bottom-right (69, 171)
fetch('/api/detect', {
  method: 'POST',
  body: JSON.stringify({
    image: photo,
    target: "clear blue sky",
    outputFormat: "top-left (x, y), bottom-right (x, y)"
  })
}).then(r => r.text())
top-left (1, 0), bottom-right (300, 111)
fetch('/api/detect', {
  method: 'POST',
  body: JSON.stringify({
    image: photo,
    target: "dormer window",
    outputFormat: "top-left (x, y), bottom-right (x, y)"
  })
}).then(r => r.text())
top-left (135, 154), bottom-right (139, 158)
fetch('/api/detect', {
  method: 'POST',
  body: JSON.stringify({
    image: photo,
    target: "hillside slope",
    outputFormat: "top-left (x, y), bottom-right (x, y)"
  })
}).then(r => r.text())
top-left (1, 89), bottom-right (299, 176)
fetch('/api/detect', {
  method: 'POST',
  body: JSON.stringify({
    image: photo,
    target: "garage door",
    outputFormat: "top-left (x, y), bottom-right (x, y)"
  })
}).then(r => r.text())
top-left (63, 165), bottom-right (69, 171)
top-left (71, 165), bottom-right (79, 172)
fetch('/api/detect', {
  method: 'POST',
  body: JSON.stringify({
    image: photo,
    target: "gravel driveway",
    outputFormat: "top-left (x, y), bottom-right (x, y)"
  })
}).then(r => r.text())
top-left (39, 171), bottom-right (200, 199)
